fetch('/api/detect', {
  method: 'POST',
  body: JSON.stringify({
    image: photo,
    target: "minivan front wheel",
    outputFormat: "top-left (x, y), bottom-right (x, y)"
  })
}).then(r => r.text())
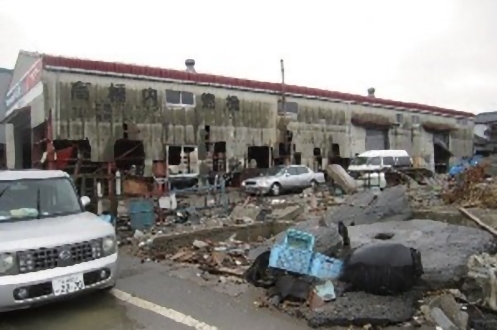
top-left (270, 183), bottom-right (281, 196)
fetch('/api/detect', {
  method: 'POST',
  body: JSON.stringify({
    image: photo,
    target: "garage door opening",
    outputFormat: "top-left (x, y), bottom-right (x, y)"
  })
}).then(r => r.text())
top-left (365, 128), bottom-right (389, 151)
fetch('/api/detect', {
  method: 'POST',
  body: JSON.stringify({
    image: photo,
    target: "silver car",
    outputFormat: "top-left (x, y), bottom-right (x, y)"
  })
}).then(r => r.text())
top-left (241, 165), bottom-right (326, 196)
top-left (0, 170), bottom-right (118, 312)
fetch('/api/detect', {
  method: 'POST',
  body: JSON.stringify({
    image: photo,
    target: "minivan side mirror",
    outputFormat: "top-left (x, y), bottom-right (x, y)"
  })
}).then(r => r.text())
top-left (80, 196), bottom-right (91, 207)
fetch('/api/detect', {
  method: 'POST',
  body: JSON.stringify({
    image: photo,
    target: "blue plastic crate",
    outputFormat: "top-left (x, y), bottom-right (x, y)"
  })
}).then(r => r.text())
top-left (269, 229), bottom-right (315, 275)
top-left (128, 198), bottom-right (155, 230)
top-left (310, 253), bottom-right (343, 280)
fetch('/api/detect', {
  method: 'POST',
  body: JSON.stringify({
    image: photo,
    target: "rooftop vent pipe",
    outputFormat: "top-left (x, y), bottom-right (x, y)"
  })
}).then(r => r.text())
top-left (185, 59), bottom-right (196, 73)
top-left (367, 87), bottom-right (376, 98)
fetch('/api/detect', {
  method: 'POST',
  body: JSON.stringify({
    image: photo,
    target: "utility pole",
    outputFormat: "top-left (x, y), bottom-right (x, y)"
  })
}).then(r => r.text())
top-left (280, 59), bottom-right (286, 114)
top-left (280, 59), bottom-right (293, 165)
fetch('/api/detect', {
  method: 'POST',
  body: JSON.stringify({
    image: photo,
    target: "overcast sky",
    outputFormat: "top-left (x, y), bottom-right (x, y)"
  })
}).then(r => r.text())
top-left (0, 0), bottom-right (495, 113)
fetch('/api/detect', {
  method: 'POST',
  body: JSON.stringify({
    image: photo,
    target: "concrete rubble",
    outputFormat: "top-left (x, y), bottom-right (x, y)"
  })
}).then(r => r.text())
top-left (114, 162), bottom-right (497, 329)
top-left (347, 220), bottom-right (496, 290)
top-left (325, 185), bottom-right (413, 226)
top-left (167, 233), bottom-right (255, 277)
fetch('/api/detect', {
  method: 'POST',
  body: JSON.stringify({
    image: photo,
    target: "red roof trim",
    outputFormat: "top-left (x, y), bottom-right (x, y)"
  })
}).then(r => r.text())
top-left (42, 54), bottom-right (474, 118)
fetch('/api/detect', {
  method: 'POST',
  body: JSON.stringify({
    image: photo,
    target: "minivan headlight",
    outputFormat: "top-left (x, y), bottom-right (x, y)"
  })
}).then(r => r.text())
top-left (102, 236), bottom-right (116, 255)
top-left (0, 253), bottom-right (15, 274)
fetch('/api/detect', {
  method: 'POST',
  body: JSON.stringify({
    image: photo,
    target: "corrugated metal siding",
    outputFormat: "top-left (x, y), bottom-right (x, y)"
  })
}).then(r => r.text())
top-left (365, 129), bottom-right (388, 151)
top-left (50, 73), bottom-right (275, 162)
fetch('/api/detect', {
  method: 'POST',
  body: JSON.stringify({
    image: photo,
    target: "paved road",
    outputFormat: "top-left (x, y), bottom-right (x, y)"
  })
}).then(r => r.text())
top-left (0, 255), bottom-right (311, 330)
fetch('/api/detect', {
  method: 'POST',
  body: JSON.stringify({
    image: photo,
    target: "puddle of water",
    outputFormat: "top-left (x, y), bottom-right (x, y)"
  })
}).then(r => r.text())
top-left (0, 292), bottom-right (144, 330)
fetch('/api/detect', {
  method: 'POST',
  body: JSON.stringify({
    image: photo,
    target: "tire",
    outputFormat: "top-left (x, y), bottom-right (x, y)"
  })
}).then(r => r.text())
top-left (310, 180), bottom-right (318, 188)
top-left (270, 183), bottom-right (281, 196)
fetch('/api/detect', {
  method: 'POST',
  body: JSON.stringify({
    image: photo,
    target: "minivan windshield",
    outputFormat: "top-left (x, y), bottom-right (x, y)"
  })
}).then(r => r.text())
top-left (350, 157), bottom-right (368, 166)
top-left (0, 177), bottom-right (82, 222)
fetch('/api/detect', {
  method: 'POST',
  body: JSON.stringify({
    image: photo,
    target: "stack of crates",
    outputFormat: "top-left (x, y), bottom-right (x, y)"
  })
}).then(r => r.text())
top-left (269, 229), bottom-right (315, 275)
top-left (269, 229), bottom-right (344, 280)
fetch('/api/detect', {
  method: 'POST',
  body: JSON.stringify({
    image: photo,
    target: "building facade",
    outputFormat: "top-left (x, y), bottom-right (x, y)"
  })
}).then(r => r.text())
top-left (3, 51), bottom-right (475, 175)
top-left (0, 67), bottom-right (13, 165)
top-left (474, 111), bottom-right (497, 155)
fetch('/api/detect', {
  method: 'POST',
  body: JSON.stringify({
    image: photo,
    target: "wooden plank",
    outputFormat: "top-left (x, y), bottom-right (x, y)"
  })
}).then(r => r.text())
top-left (459, 207), bottom-right (497, 237)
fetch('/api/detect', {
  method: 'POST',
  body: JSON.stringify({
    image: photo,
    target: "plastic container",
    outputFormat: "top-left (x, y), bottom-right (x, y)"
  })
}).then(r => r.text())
top-left (269, 229), bottom-right (315, 275)
top-left (309, 253), bottom-right (344, 280)
top-left (128, 198), bottom-right (155, 230)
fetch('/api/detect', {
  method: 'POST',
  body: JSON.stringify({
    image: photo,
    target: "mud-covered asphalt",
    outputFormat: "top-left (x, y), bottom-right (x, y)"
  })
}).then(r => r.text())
top-left (0, 255), bottom-right (310, 330)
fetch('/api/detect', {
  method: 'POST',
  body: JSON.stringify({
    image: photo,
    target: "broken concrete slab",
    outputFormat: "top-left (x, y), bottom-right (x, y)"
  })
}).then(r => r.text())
top-left (326, 185), bottom-right (412, 226)
top-left (230, 204), bottom-right (262, 222)
top-left (326, 164), bottom-right (356, 194)
top-left (306, 291), bottom-right (417, 327)
top-left (268, 205), bottom-right (304, 221)
top-left (347, 219), bottom-right (497, 290)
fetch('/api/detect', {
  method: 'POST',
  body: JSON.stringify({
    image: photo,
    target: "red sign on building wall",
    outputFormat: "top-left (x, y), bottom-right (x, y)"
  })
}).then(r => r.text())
top-left (5, 59), bottom-right (43, 110)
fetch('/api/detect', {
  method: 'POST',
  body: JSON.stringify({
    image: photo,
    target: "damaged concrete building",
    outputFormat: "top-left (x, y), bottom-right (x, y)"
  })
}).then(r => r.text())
top-left (0, 67), bottom-right (13, 166)
top-left (474, 111), bottom-right (497, 155)
top-left (3, 50), bottom-right (475, 178)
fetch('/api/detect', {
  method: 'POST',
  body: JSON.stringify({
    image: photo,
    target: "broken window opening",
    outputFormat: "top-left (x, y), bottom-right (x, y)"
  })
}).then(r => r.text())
top-left (201, 93), bottom-right (216, 109)
top-left (274, 143), bottom-right (288, 166)
top-left (213, 141), bottom-right (226, 172)
top-left (396, 113), bottom-right (404, 123)
top-left (204, 125), bottom-right (211, 151)
top-left (293, 152), bottom-right (302, 165)
top-left (51, 139), bottom-right (94, 175)
top-left (275, 129), bottom-right (293, 165)
top-left (183, 146), bottom-right (196, 174)
top-left (168, 146), bottom-right (198, 174)
top-left (114, 139), bottom-right (145, 175)
top-left (168, 146), bottom-right (182, 166)
top-left (433, 133), bottom-right (451, 174)
top-left (165, 90), bottom-right (195, 106)
top-left (247, 146), bottom-right (270, 169)
top-left (328, 143), bottom-right (346, 167)
top-left (277, 100), bottom-right (299, 114)
top-left (313, 148), bottom-right (323, 171)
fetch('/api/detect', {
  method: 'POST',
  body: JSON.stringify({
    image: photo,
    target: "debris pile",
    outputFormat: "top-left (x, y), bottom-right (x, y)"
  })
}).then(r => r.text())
top-left (240, 186), bottom-right (497, 328)
top-left (442, 164), bottom-right (497, 208)
top-left (168, 234), bottom-right (255, 277)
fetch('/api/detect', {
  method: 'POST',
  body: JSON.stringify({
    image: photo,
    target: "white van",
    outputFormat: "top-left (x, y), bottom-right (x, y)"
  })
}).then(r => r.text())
top-left (348, 150), bottom-right (412, 189)
top-left (348, 150), bottom-right (412, 173)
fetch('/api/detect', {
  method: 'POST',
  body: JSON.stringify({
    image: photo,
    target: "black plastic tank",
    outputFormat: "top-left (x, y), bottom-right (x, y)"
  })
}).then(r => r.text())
top-left (339, 243), bottom-right (423, 295)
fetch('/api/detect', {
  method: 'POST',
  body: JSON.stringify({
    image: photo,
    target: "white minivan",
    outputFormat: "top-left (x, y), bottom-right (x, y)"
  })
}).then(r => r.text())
top-left (348, 150), bottom-right (412, 172)
top-left (348, 150), bottom-right (412, 189)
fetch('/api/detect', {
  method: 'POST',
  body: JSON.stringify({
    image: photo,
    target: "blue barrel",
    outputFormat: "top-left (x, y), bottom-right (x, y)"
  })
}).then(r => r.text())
top-left (128, 198), bottom-right (155, 230)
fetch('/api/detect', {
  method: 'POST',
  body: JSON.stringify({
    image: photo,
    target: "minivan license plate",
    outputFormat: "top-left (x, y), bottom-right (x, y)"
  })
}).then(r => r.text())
top-left (52, 274), bottom-right (85, 296)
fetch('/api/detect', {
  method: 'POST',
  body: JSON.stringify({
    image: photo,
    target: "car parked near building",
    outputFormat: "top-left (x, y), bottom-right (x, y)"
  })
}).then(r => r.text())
top-left (241, 165), bottom-right (325, 196)
top-left (0, 170), bottom-right (117, 312)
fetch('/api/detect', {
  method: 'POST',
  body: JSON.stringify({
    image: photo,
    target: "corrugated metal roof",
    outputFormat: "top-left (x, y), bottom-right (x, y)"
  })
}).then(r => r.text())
top-left (41, 53), bottom-right (474, 118)
top-left (475, 111), bottom-right (497, 124)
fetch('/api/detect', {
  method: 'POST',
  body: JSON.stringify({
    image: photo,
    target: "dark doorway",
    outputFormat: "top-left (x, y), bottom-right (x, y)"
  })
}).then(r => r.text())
top-left (247, 146), bottom-right (270, 168)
